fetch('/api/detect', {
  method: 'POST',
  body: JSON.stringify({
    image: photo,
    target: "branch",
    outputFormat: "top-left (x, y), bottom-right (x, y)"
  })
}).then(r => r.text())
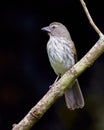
top-left (80, 0), bottom-right (103, 37)
top-left (12, 0), bottom-right (104, 130)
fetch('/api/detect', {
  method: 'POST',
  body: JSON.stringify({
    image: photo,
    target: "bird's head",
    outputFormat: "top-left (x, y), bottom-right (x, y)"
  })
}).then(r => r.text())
top-left (41, 22), bottom-right (70, 39)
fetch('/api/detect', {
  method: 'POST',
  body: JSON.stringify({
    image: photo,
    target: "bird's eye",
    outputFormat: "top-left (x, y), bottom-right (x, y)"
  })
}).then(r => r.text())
top-left (51, 25), bottom-right (56, 29)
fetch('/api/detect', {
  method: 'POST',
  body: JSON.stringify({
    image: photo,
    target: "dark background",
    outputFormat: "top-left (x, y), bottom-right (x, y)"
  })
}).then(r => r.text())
top-left (0, 0), bottom-right (104, 130)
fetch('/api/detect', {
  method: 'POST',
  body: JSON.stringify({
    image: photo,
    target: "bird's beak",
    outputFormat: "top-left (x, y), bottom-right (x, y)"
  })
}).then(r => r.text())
top-left (41, 26), bottom-right (51, 33)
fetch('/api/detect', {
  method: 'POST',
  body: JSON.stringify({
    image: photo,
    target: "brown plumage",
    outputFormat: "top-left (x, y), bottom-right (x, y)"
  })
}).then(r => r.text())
top-left (42, 22), bottom-right (84, 110)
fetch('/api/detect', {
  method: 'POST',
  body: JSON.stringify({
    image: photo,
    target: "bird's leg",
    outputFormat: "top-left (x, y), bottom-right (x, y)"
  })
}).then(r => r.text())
top-left (49, 74), bottom-right (60, 88)
top-left (54, 75), bottom-right (60, 84)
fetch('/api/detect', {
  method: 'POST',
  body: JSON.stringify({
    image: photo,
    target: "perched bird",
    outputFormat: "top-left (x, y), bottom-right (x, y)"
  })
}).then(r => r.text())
top-left (42, 22), bottom-right (84, 110)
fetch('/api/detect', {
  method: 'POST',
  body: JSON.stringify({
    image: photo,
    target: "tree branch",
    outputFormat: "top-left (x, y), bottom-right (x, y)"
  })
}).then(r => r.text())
top-left (80, 0), bottom-right (103, 37)
top-left (12, 0), bottom-right (104, 130)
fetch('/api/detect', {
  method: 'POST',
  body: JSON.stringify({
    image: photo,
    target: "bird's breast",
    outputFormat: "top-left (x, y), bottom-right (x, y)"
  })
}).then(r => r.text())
top-left (47, 37), bottom-right (75, 75)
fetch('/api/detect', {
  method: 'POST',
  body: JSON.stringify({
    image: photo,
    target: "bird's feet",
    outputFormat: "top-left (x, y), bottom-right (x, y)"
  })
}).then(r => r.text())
top-left (49, 75), bottom-right (60, 88)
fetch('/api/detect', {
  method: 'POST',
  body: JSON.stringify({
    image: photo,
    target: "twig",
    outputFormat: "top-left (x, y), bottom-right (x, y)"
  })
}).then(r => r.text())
top-left (12, 0), bottom-right (104, 130)
top-left (80, 0), bottom-right (104, 37)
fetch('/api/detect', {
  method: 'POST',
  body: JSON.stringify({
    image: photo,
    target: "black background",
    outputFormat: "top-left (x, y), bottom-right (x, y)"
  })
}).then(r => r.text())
top-left (0, 0), bottom-right (104, 130)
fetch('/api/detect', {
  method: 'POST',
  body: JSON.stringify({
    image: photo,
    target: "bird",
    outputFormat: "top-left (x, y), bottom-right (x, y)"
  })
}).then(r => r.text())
top-left (42, 22), bottom-right (84, 110)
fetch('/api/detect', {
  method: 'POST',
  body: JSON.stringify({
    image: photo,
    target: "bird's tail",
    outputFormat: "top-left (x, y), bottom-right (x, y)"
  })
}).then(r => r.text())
top-left (64, 79), bottom-right (84, 110)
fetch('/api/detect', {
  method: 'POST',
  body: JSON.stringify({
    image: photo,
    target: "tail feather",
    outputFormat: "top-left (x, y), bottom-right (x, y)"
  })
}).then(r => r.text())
top-left (64, 79), bottom-right (84, 110)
